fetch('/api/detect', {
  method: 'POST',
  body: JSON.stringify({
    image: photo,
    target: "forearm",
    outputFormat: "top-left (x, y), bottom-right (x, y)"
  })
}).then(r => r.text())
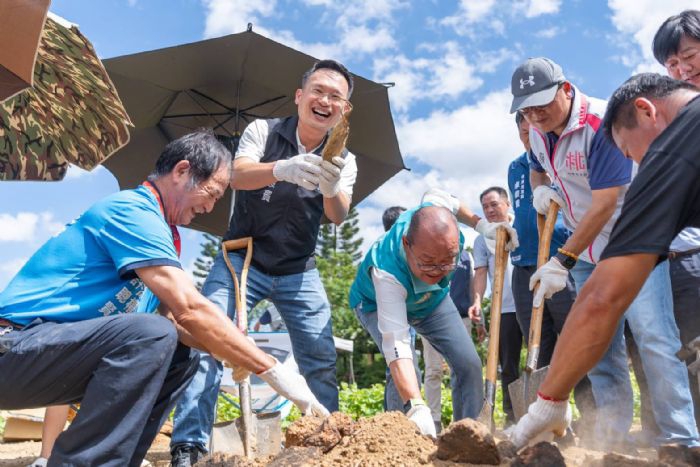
top-left (159, 305), bottom-right (209, 352)
top-left (561, 193), bottom-right (618, 257)
top-left (456, 203), bottom-right (481, 228)
top-left (231, 158), bottom-right (277, 190)
top-left (323, 191), bottom-right (350, 225)
top-left (530, 169), bottom-right (551, 190)
top-left (472, 268), bottom-right (487, 305)
top-left (389, 358), bottom-right (422, 402)
top-left (539, 254), bottom-right (656, 399)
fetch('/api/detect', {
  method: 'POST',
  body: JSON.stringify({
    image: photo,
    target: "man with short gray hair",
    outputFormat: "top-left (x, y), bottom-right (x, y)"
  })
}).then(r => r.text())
top-left (0, 130), bottom-right (325, 466)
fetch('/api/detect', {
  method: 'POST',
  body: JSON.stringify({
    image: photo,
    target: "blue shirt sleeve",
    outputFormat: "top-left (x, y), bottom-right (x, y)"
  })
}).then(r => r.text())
top-left (588, 129), bottom-right (632, 190)
top-left (97, 194), bottom-right (181, 279)
top-left (528, 149), bottom-right (546, 172)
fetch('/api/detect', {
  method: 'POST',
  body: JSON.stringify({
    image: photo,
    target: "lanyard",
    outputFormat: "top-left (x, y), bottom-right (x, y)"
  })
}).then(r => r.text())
top-left (142, 181), bottom-right (181, 257)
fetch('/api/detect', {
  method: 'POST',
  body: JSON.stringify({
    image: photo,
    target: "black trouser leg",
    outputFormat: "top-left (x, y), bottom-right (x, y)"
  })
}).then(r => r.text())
top-left (499, 313), bottom-right (523, 425)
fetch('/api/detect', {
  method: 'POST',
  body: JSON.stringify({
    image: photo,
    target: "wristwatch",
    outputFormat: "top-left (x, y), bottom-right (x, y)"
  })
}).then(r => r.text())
top-left (555, 251), bottom-right (577, 270)
top-left (403, 398), bottom-right (426, 414)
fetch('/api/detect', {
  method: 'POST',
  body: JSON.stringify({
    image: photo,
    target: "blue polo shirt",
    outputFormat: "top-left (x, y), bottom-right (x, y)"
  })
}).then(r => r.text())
top-left (509, 152), bottom-right (571, 267)
top-left (349, 203), bottom-right (465, 320)
top-left (0, 186), bottom-right (180, 325)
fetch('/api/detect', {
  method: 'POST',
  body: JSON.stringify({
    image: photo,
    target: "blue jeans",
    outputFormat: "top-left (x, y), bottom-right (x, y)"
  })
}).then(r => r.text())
top-left (571, 260), bottom-right (698, 447)
top-left (171, 252), bottom-right (338, 449)
top-left (355, 295), bottom-right (483, 420)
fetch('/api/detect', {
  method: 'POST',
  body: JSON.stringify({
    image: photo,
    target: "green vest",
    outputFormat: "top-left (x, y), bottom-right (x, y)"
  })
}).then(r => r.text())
top-left (349, 203), bottom-right (464, 320)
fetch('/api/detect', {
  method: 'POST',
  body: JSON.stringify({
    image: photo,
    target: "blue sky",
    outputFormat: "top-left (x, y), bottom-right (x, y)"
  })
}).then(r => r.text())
top-left (0, 0), bottom-right (694, 288)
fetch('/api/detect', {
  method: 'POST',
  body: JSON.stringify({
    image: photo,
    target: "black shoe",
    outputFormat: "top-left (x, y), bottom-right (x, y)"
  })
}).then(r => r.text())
top-left (170, 444), bottom-right (206, 467)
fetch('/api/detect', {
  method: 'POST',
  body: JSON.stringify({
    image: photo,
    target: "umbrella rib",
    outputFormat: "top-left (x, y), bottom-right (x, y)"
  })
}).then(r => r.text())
top-left (189, 88), bottom-right (235, 112)
top-left (183, 89), bottom-right (235, 137)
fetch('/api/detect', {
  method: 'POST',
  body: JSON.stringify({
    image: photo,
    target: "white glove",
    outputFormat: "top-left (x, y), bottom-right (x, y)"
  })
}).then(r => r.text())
top-left (529, 257), bottom-right (569, 308)
top-left (532, 185), bottom-right (564, 215)
top-left (474, 219), bottom-right (520, 251)
top-left (406, 403), bottom-right (436, 437)
top-left (26, 458), bottom-right (48, 467)
top-left (421, 188), bottom-right (460, 213)
top-left (272, 154), bottom-right (322, 190)
top-left (318, 156), bottom-right (345, 198)
top-left (509, 394), bottom-right (571, 448)
top-left (258, 359), bottom-right (330, 417)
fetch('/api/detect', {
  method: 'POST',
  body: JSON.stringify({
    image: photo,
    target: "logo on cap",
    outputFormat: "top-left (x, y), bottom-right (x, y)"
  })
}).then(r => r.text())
top-left (520, 75), bottom-right (535, 89)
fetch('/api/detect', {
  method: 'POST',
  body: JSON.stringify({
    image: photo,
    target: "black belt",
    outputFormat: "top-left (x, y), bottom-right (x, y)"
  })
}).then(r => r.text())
top-left (668, 247), bottom-right (700, 260)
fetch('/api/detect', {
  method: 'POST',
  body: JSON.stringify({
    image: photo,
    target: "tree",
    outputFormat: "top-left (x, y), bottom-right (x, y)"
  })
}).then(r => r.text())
top-left (317, 222), bottom-right (337, 258)
top-left (339, 207), bottom-right (362, 262)
top-left (192, 232), bottom-right (221, 290)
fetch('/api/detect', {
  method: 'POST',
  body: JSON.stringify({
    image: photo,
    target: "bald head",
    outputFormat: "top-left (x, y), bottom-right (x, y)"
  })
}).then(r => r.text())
top-left (406, 206), bottom-right (459, 247)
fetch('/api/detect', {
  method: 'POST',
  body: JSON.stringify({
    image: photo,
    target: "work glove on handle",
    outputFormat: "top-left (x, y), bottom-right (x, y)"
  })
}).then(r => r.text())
top-left (258, 358), bottom-right (330, 417)
top-left (318, 156), bottom-right (345, 198)
top-left (529, 257), bottom-right (569, 308)
top-left (272, 154), bottom-right (322, 191)
top-left (406, 404), bottom-right (437, 437)
top-left (509, 394), bottom-right (571, 448)
top-left (532, 185), bottom-right (564, 216)
top-left (474, 219), bottom-right (520, 251)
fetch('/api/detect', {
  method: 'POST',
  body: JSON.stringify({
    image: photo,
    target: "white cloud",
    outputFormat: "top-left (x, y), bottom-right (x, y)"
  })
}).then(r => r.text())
top-left (439, 0), bottom-right (498, 36)
top-left (202, 0), bottom-right (277, 38)
top-left (607, 0), bottom-right (698, 73)
top-left (0, 212), bottom-right (65, 242)
top-left (64, 164), bottom-right (108, 180)
top-left (373, 42), bottom-right (487, 112)
top-left (535, 26), bottom-right (561, 39)
top-left (0, 257), bottom-right (29, 288)
top-left (521, 0), bottom-right (561, 18)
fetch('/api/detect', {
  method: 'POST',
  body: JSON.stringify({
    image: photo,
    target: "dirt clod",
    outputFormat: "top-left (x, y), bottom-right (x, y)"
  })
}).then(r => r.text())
top-left (268, 446), bottom-right (322, 466)
top-left (497, 439), bottom-right (518, 461)
top-left (599, 452), bottom-right (657, 466)
top-left (436, 418), bottom-right (500, 464)
top-left (511, 441), bottom-right (566, 467)
top-left (657, 443), bottom-right (700, 467)
top-left (284, 416), bottom-right (324, 448)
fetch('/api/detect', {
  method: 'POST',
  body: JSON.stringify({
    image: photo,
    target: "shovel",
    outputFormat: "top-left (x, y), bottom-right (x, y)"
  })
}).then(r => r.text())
top-left (508, 202), bottom-right (560, 421)
top-left (477, 227), bottom-right (510, 431)
top-left (210, 237), bottom-right (281, 458)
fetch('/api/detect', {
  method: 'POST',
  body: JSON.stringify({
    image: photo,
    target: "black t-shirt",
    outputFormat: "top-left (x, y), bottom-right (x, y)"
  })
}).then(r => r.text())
top-left (601, 95), bottom-right (700, 261)
top-left (449, 251), bottom-right (473, 318)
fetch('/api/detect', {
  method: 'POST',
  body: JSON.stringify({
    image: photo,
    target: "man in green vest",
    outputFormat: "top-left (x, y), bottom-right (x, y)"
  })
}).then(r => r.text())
top-left (350, 188), bottom-right (518, 436)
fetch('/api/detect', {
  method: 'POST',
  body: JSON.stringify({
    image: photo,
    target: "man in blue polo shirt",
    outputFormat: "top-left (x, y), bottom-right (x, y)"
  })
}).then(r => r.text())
top-left (508, 112), bottom-right (595, 429)
top-left (350, 188), bottom-right (518, 436)
top-left (0, 130), bottom-right (326, 466)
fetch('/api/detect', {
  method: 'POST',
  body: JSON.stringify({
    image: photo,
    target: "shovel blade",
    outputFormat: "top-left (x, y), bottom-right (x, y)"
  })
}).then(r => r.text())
top-left (210, 411), bottom-right (282, 457)
top-left (508, 366), bottom-right (549, 422)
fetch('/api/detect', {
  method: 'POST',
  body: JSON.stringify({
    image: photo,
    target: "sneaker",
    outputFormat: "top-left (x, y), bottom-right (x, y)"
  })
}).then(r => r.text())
top-left (170, 444), bottom-right (206, 467)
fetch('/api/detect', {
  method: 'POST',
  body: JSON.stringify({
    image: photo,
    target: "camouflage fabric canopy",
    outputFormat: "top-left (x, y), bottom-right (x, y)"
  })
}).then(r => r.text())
top-left (0, 15), bottom-right (132, 181)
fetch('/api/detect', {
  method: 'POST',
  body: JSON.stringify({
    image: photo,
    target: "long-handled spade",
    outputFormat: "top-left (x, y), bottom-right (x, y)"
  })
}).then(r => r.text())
top-left (477, 227), bottom-right (510, 431)
top-left (211, 237), bottom-right (281, 458)
top-left (508, 202), bottom-right (560, 422)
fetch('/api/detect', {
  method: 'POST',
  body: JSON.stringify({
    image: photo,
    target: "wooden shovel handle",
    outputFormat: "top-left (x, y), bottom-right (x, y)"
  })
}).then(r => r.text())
top-left (527, 202), bottom-right (560, 369)
top-left (221, 237), bottom-right (253, 333)
top-left (485, 227), bottom-right (509, 384)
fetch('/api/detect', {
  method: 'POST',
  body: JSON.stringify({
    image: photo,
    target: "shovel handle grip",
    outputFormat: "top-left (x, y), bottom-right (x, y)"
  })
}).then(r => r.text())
top-left (527, 202), bottom-right (559, 369)
top-left (222, 237), bottom-right (253, 333)
top-left (484, 227), bottom-right (509, 383)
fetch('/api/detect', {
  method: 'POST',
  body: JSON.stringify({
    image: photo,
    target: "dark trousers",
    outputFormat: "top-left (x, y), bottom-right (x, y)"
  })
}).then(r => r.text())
top-left (499, 313), bottom-right (522, 424)
top-left (512, 265), bottom-right (596, 421)
top-left (0, 314), bottom-right (199, 467)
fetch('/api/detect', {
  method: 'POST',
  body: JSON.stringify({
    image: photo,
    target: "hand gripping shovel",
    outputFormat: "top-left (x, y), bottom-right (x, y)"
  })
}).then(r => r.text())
top-left (508, 202), bottom-right (560, 421)
top-left (477, 227), bottom-right (510, 431)
top-left (210, 237), bottom-right (281, 458)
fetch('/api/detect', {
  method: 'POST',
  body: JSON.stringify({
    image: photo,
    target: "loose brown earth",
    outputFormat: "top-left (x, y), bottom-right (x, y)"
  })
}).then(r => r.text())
top-left (3, 413), bottom-right (697, 466)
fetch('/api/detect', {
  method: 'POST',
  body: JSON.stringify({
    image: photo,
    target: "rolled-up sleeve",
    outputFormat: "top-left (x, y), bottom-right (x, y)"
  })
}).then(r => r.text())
top-left (371, 267), bottom-right (413, 364)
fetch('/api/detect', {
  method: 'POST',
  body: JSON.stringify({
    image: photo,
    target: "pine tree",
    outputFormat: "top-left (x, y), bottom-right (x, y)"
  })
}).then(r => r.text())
top-left (317, 223), bottom-right (338, 257)
top-left (339, 207), bottom-right (363, 262)
top-left (192, 232), bottom-right (221, 290)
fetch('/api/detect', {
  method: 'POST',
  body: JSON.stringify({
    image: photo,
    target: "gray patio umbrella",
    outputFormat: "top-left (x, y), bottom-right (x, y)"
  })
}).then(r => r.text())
top-left (103, 26), bottom-right (405, 236)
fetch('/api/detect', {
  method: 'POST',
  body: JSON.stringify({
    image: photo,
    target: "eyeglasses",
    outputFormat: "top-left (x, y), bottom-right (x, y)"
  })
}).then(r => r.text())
top-left (520, 83), bottom-right (564, 116)
top-left (307, 87), bottom-right (352, 108)
top-left (407, 243), bottom-right (457, 273)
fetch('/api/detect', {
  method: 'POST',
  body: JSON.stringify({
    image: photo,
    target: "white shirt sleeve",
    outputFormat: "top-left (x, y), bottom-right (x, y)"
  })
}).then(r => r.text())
top-left (339, 151), bottom-right (358, 199)
top-left (235, 120), bottom-right (269, 162)
top-left (371, 267), bottom-right (413, 365)
top-left (420, 188), bottom-right (460, 214)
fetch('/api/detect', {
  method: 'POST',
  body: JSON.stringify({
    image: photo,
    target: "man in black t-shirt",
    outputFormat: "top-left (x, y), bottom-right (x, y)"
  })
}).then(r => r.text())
top-left (510, 73), bottom-right (700, 447)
